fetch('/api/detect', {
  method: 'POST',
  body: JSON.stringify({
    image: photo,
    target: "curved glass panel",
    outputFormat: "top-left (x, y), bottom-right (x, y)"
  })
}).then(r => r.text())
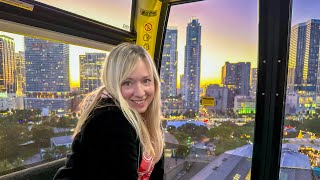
top-left (161, 0), bottom-right (258, 179)
top-left (35, 0), bottom-right (132, 31)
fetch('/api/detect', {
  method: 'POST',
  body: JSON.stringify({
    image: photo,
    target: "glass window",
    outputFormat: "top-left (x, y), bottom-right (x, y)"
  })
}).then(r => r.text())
top-left (35, 0), bottom-right (132, 31)
top-left (160, 0), bottom-right (258, 179)
top-left (0, 30), bottom-right (109, 175)
top-left (282, 1), bottom-right (320, 179)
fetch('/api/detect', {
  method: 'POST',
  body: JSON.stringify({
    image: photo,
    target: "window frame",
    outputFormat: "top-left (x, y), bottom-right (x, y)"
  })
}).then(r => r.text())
top-left (251, 0), bottom-right (292, 179)
top-left (0, 0), bottom-right (136, 47)
top-left (0, 0), bottom-right (294, 179)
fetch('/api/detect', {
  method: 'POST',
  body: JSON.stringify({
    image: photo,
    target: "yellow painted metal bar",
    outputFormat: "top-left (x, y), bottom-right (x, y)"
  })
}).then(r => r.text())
top-left (134, 0), bottom-right (162, 58)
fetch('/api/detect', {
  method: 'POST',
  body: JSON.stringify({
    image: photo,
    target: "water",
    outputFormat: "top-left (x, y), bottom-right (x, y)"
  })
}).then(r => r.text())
top-left (166, 120), bottom-right (206, 128)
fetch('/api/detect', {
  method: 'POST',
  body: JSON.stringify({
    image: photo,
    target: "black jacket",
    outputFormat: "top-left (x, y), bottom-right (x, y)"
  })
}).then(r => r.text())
top-left (54, 98), bottom-right (164, 180)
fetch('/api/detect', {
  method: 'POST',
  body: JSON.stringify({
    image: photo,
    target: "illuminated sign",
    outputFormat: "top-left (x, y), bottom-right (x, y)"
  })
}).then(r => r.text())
top-left (201, 97), bottom-right (214, 107)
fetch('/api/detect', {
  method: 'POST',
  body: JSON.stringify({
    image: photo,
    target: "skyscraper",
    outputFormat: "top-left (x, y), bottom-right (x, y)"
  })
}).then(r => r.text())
top-left (24, 37), bottom-right (71, 114)
top-left (288, 19), bottom-right (320, 87)
top-left (250, 68), bottom-right (258, 97)
top-left (236, 62), bottom-right (251, 96)
top-left (15, 51), bottom-right (25, 96)
top-left (304, 20), bottom-right (320, 85)
top-left (221, 62), bottom-right (251, 110)
top-left (288, 22), bottom-right (306, 85)
top-left (160, 28), bottom-right (178, 99)
top-left (183, 17), bottom-right (201, 115)
top-left (80, 53), bottom-right (106, 95)
top-left (221, 62), bottom-right (237, 85)
top-left (221, 62), bottom-right (251, 96)
top-left (0, 35), bottom-right (15, 94)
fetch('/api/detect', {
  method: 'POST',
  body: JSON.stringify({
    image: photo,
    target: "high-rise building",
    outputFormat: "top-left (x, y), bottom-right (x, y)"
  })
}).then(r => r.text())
top-left (288, 22), bottom-right (306, 85)
top-left (288, 19), bottom-right (320, 88)
top-left (0, 35), bottom-right (16, 94)
top-left (288, 19), bottom-right (320, 95)
top-left (183, 17), bottom-right (201, 115)
top-left (236, 62), bottom-right (251, 96)
top-left (24, 37), bottom-right (71, 114)
top-left (250, 68), bottom-right (258, 97)
top-left (180, 74), bottom-right (185, 97)
top-left (15, 51), bottom-right (26, 96)
top-left (205, 84), bottom-right (228, 113)
top-left (160, 28), bottom-right (178, 99)
top-left (303, 20), bottom-right (320, 85)
top-left (15, 51), bottom-right (26, 109)
top-left (221, 62), bottom-right (251, 110)
top-left (79, 53), bottom-right (106, 95)
top-left (221, 62), bottom-right (237, 85)
top-left (221, 62), bottom-right (251, 96)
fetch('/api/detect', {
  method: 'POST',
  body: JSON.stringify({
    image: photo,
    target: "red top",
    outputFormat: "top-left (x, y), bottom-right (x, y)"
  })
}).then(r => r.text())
top-left (138, 152), bottom-right (154, 180)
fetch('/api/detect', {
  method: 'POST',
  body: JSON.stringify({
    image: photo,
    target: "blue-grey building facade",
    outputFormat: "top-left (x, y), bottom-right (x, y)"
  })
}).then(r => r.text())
top-left (160, 28), bottom-right (178, 100)
top-left (24, 37), bottom-right (71, 114)
top-left (221, 62), bottom-right (251, 110)
top-left (183, 18), bottom-right (201, 115)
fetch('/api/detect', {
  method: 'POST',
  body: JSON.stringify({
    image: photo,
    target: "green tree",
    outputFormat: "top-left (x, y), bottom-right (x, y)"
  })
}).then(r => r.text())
top-left (32, 125), bottom-right (54, 147)
top-left (177, 124), bottom-right (208, 141)
top-left (0, 123), bottom-right (26, 160)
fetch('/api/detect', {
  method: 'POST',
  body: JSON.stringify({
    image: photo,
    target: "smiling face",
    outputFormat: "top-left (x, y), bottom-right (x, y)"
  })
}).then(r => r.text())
top-left (120, 58), bottom-right (155, 114)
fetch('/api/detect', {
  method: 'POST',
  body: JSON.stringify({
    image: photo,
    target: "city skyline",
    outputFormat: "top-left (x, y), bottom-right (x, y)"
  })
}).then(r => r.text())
top-left (0, 0), bottom-right (318, 87)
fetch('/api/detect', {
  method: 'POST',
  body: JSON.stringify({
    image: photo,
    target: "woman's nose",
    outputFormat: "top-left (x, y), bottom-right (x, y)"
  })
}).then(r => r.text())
top-left (134, 83), bottom-right (145, 97)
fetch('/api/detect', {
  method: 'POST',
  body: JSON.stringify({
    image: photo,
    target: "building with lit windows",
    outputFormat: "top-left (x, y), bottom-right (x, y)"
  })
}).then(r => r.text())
top-left (221, 62), bottom-right (251, 111)
top-left (15, 51), bottom-right (26, 96)
top-left (179, 74), bottom-right (185, 97)
top-left (79, 53), bottom-right (106, 95)
top-left (288, 22), bottom-right (306, 85)
top-left (302, 20), bottom-right (320, 87)
top-left (205, 84), bottom-right (228, 113)
top-left (162, 97), bottom-right (184, 117)
top-left (288, 20), bottom-right (320, 93)
top-left (24, 37), bottom-right (71, 114)
top-left (183, 18), bottom-right (201, 115)
top-left (221, 62), bottom-right (251, 96)
top-left (234, 95), bottom-right (256, 115)
top-left (15, 51), bottom-right (26, 109)
top-left (0, 35), bottom-right (16, 110)
top-left (160, 28), bottom-right (178, 99)
top-left (295, 85), bottom-right (316, 114)
top-left (250, 68), bottom-right (257, 97)
top-left (286, 85), bottom-right (316, 115)
top-left (0, 35), bottom-right (15, 94)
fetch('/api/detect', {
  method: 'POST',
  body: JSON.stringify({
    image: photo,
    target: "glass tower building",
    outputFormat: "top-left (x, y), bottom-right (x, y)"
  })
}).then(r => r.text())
top-left (160, 28), bottom-right (178, 100)
top-left (79, 53), bottom-right (106, 95)
top-left (183, 18), bottom-right (201, 115)
top-left (24, 37), bottom-right (71, 114)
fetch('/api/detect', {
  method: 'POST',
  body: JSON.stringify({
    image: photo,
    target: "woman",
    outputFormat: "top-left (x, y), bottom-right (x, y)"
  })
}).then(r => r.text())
top-left (54, 43), bottom-right (164, 180)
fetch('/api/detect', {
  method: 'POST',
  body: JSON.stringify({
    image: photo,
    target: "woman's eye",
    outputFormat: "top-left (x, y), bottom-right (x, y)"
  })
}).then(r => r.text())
top-left (123, 81), bottom-right (132, 86)
top-left (143, 79), bottom-right (152, 84)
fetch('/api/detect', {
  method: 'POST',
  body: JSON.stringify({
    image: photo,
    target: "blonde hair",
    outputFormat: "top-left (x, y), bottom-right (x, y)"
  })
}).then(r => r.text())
top-left (73, 43), bottom-right (164, 163)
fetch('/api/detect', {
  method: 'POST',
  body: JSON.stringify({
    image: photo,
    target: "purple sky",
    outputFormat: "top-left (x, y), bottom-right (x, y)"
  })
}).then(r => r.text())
top-left (1, 0), bottom-right (319, 86)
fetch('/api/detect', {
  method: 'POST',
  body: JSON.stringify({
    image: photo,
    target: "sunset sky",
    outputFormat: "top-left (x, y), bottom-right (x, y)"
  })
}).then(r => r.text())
top-left (0, 0), bottom-right (318, 87)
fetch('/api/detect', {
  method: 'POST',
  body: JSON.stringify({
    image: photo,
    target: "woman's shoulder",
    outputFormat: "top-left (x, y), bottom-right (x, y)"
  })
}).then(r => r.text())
top-left (81, 98), bottom-right (132, 131)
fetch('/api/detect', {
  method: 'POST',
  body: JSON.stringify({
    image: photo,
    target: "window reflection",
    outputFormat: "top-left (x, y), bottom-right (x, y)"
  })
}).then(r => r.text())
top-left (35, 0), bottom-right (132, 31)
